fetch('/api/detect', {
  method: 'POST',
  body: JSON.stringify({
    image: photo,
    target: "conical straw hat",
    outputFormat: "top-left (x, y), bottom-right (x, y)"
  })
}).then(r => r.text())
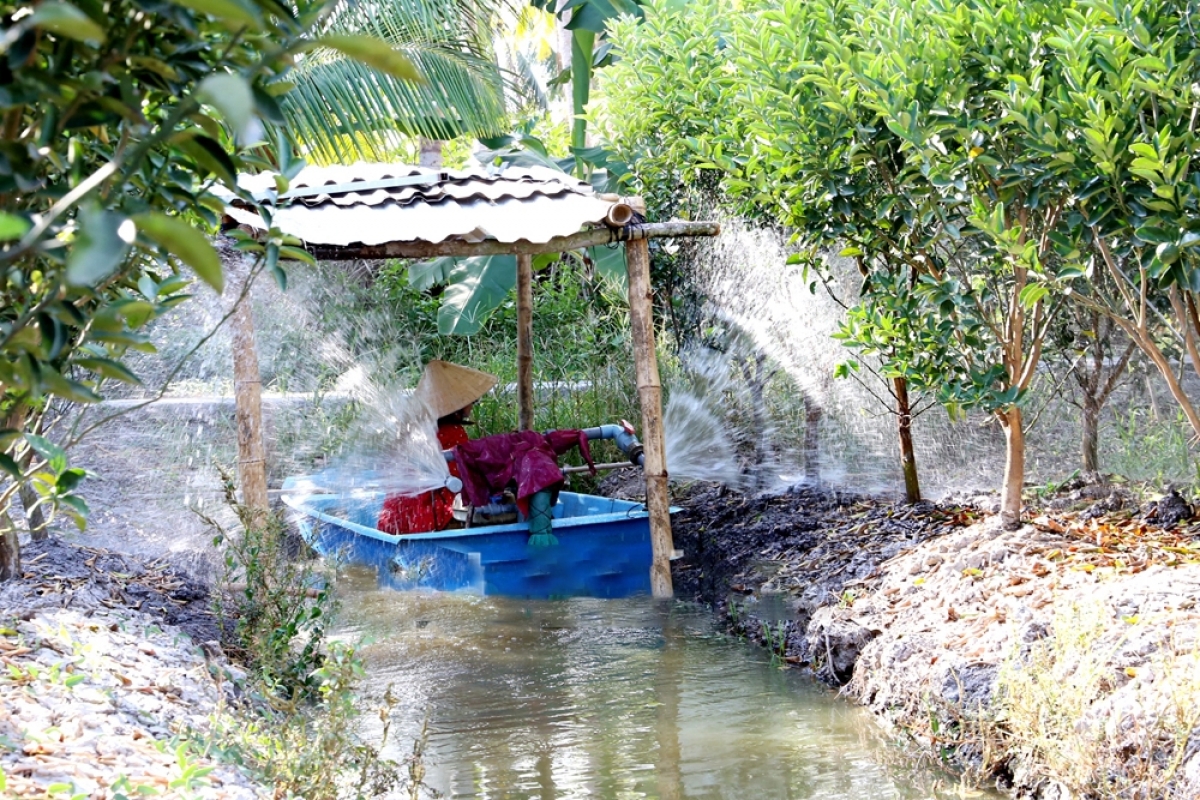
top-left (416, 360), bottom-right (498, 419)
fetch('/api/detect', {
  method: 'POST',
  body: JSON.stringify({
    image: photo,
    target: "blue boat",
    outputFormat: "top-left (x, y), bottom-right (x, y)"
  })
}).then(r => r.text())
top-left (281, 480), bottom-right (659, 599)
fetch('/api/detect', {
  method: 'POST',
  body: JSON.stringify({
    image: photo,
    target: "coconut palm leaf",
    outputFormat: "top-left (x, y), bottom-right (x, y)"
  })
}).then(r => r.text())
top-left (282, 0), bottom-right (515, 164)
top-left (501, 46), bottom-right (551, 112)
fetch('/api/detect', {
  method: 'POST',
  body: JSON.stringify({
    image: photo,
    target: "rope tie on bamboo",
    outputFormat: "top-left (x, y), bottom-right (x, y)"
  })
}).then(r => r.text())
top-left (605, 212), bottom-right (648, 250)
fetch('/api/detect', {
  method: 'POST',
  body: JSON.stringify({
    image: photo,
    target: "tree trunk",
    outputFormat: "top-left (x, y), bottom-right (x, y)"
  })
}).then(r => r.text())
top-left (516, 253), bottom-right (534, 432)
top-left (999, 406), bottom-right (1025, 530)
top-left (16, 408), bottom-right (47, 540)
top-left (893, 377), bottom-right (921, 503)
top-left (18, 482), bottom-right (47, 541)
top-left (1081, 395), bottom-right (1100, 478)
top-left (0, 508), bottom-right (19, 582)
top-left (418, 138), bottom-right (443, 169)
top-left (1, 404), bottom-right (25, 580)
top-left (803, 394), bottom-right (822, 485)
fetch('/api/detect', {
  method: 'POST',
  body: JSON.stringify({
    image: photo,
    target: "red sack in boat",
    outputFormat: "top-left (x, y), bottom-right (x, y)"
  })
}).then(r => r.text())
top-left (454, 429), bottom-right (594, 513)
top-left (377, 423), bottom-right (469, 535)
top-left (377, 487), bottom-right (456, 535)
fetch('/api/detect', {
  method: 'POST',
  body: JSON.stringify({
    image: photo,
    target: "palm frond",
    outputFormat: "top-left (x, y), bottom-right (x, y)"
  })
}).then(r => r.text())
top-left (495, 43), bottom-right (553, 111)
top-left (326, 0), bottom-right (516, 44)
top-left (283, 0), bottom-right (518, 164)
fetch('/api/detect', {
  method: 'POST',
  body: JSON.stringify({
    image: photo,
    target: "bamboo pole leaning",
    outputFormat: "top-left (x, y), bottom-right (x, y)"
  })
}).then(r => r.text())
top-left (219, 239), bottom-right (269, 521)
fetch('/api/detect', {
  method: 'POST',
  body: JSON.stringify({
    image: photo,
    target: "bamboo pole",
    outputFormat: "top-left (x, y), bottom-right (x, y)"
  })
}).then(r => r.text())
top-left (561, 461), bottom-right (636, 475)
top-left (625, 197), bottom-right (674, 599)
top-left (516, 253), bottom-right (534, 431)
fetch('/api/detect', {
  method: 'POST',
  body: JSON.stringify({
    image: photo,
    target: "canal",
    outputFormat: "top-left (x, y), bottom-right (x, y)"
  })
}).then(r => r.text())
top-left (334, 566), bottom-right (996, 799)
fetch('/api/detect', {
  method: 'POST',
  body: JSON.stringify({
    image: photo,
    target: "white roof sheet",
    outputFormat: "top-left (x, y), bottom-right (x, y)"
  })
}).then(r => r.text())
top-left (220, 162), bottom-right (623, 248)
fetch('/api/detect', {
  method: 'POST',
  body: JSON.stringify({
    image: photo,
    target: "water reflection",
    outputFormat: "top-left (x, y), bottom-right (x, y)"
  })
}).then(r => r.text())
top-left (333, 567), bottom-right (995, 799)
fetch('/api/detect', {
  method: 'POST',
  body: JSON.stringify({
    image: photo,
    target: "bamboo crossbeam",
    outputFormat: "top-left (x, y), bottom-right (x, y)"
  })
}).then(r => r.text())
top-left (297, 221), bottom-right (720, 261)
top-left (561, 461), bottom-right (637, 475)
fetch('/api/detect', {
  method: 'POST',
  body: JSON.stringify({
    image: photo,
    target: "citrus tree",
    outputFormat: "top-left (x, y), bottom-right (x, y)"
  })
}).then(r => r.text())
top-left (1030, 0), bottom-right (1200, 442)
top-left (600, 0), bottom-right (1175, 525)
top-left (599, 0), bottom-right (947, 502)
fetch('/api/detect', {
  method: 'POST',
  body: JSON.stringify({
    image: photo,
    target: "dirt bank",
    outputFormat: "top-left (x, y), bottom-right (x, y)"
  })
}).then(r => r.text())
top-left (0, 538), bottom-right (268, 798)
top-left (663, 481), bottom-right (1200, 799)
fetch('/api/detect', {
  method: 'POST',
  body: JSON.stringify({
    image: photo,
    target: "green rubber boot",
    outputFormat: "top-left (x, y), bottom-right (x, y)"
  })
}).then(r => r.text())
top-left (526, 490), bottom-right (558, 548)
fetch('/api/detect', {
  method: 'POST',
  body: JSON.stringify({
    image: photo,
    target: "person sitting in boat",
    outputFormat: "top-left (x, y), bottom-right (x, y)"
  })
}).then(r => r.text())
top-left (377, 360), bottom-right (497, 535)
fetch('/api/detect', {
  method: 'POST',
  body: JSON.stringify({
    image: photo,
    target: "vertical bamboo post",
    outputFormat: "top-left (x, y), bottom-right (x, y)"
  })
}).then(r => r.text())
top-left (219, 238), bottom-right (269, 518)
top-left (625, 197), bottom-right (674, 599)
top-left (516, 253), bottom-right (535, 431)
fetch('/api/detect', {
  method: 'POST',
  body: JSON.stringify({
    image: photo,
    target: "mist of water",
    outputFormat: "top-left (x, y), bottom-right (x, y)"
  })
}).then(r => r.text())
top-left (64, 213), bottom-right (1196, 566)
top-left (661, 216), bottom-right (1007, 499)
top-left (292, 366), bottom-right (452, 499)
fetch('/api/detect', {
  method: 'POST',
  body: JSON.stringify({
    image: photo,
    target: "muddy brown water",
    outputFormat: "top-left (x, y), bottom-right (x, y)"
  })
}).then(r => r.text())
top-left (332, 566), bottom-right (999, 800)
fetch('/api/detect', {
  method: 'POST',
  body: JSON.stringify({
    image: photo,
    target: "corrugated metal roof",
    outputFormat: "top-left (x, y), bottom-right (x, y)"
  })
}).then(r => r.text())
top-left (220, 163), bottom-right (624, 248)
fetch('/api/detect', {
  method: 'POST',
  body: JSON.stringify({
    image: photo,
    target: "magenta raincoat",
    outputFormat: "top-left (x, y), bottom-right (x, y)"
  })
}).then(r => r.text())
top-left (453, 430), bottom-right (595, 513)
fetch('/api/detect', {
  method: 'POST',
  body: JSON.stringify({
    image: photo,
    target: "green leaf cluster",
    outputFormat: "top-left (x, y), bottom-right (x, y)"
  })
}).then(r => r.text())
top-left (602, 0), bottom-right (1200, 415)
top-left (0, 0), bottom-right (426, 536)
top-left (594, 0), bottom-right (745, 218)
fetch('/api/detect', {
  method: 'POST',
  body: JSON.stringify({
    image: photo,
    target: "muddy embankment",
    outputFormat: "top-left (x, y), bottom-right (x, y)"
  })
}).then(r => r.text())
top-left (0, 537), bottom-right (268, 798)
top-left (659, 481), bottom-right (1200, 799)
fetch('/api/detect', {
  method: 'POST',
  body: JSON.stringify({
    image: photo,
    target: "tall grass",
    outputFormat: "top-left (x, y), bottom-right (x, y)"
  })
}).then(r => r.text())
top-left (971, 602), bottom-right (1200, 799)
top-left (199, 476), bottom-right (417, 798)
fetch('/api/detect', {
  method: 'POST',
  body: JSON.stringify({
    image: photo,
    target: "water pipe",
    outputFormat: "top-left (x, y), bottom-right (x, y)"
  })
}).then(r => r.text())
top-left (579, 422), bottom-right (645, 468)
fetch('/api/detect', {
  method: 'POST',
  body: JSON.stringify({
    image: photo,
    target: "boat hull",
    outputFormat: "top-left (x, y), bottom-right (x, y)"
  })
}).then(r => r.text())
top-left (282, 485), bottom-right (655, 599)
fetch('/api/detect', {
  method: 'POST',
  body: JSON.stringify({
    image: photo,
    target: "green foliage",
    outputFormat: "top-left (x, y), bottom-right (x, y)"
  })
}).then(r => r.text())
top-left (197, 466), bottom-right (417, 798)
top-left (0, 0), bottom-right (422, 555)
top-left (595, 0), bottom-right (743, 217)
top-left (205, 471), bottom-right (334, 697)
top-left (600, 0), bottom-right (1200, 511)
top-left (203, 641), bottom-right (408, 800)
top-left (434, 253), bottom-right (529, 336)
top-left (1110, 407), bottom-right (1196, 484)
